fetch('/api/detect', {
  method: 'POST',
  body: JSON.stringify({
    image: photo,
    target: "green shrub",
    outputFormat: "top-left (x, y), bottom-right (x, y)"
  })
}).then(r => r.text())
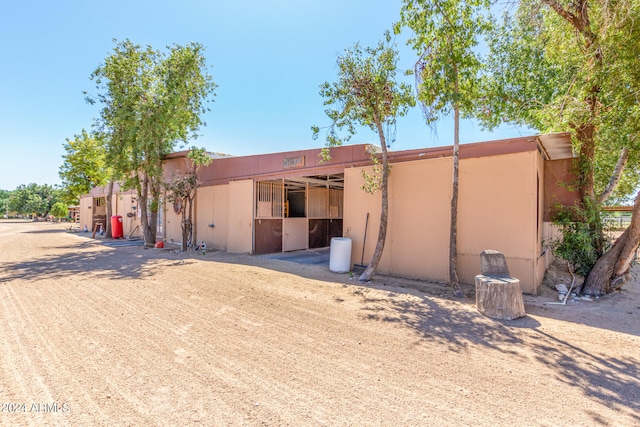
top-left (549, 202), bottom-right (606, 277)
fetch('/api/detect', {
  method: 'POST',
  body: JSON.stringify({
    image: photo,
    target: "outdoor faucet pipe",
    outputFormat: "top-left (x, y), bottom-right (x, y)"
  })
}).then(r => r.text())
top-left (545, 264), bottom-right (576, 306)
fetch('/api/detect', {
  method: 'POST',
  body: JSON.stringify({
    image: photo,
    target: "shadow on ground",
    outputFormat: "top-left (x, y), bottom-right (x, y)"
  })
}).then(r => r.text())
top-left (0, 241), bottom-right (189, 283)
top-left (24, 228), bottom-right (68, 234)
top-left (351, 282), bottom-right (640, 425)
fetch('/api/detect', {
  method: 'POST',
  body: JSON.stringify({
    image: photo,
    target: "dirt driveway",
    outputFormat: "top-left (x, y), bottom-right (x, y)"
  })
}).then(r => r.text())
top-left (1, 221), bottom-right (638, 426)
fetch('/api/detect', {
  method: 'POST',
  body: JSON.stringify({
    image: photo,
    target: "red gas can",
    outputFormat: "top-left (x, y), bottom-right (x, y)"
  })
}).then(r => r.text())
top-left (111, 215), bottom-right (124, 239)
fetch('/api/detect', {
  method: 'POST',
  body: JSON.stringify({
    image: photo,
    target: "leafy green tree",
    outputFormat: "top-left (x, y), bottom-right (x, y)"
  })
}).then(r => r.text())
top-left (165, 147), bottom-right (213, 251)
top-left (59, 129), bottom-right (119, 236)
top-left (397, 0), bottom-right (492, 296)
top-left (479, 0), bottom-right (640, 294)
top-left (0, 189), bottom-right (10, 217)
top-left (480, 3), bottom-right (640, 201)
top-left (49, 201), bottom-right (69, 222)
top-left (59, 129), bottom-right (108, 205)
top-left (89, 39), bottom-right (216, 246)
top-left (313, 31), bottom-right (415, 282)
top-left (8, 184), bottom-right (61, 218)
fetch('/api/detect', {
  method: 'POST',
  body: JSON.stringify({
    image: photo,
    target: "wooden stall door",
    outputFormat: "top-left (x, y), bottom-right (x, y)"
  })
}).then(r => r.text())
top-left (283, 218), bottom-right (308, 252)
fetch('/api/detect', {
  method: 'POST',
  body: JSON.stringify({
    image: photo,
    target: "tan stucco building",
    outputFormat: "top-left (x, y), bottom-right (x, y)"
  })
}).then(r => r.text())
top-left (80, 134), bottom-right (576, 294)
top-left (161, 145), bottom-right (372, 255)
top-left (343, 135), bottom-right (576, 294)
top-left (79, 183), bottom-right (143, 238)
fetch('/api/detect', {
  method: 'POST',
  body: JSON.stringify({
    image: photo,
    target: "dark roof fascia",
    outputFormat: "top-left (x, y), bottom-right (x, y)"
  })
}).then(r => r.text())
top-left (180, 134), bottom-right (573, 188)
top-left (198, 144), bottom-right (374, 186)
top-left (384, 135), bottom-right (541, 165)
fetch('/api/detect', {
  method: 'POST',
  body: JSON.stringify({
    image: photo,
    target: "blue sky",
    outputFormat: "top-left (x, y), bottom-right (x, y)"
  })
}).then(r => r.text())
top-left (0, 0), bottom-right (532, 191)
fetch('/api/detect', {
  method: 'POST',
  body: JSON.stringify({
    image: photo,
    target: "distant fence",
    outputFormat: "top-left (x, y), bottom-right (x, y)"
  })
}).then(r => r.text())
top-left (603, 214), bottom-right (632, 230)
top-left (602, 206), bottom-right (633, 231)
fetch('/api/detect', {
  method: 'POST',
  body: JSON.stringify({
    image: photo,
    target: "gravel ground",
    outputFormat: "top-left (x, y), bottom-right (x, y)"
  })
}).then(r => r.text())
top-left (0, 220), bottom-right (639, 426)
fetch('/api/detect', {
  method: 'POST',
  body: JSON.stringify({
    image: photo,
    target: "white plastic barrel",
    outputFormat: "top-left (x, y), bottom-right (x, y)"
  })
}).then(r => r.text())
top-left (329, 237), bottom-right (352, 273)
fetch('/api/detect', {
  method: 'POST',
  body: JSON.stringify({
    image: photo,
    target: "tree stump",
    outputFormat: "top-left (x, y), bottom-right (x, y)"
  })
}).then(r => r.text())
top-left (475, 250), bottom-right (525, 320)
top-left (475, 275), bottom-right (526, 320)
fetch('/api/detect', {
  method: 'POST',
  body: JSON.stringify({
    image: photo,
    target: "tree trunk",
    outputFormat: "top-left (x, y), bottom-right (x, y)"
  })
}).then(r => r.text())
top-left (582, 190), bottom-right (640, 295)
top-left (181, 205), bottom-right (189, 252)
top-left (148, 186), bottom-right (159, 246)
top-left (598, 147), bottom-right (629, 204)
top-left (358, 120), bottom-right (390, 282)
top-left (139, 175), bottom-right (156, 247)
top-left (449, 83), bottom-right (462, 297)
top-left (190, 191), bottom-right (197, 248)
top-left (188, 194), bottom-right (195, 249)
top-left (180, 195), bottom-right (194, 252)
top-left (475, 276), bottom-right (526, 320)
top-left (105, 179), bottom-right (114, 239)
top-left (575, 123), bottom-right (596, 202)
top-left (574, 122), bottom-right (607, 255)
